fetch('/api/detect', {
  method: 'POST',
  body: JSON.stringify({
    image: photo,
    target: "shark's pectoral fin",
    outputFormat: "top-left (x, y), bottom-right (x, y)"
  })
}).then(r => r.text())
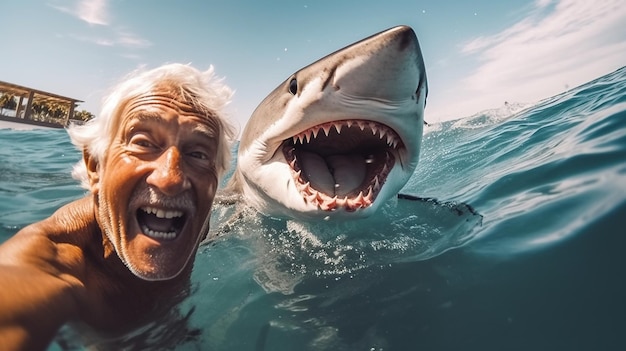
top-left (397, 193), bottom-right (481, 218)
top-left (395, 192), bottom-right (483, 245)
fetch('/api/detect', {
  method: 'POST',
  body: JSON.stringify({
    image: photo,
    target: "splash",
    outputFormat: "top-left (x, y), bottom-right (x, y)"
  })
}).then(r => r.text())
top-left (206, 196), bottom-right (482, 294)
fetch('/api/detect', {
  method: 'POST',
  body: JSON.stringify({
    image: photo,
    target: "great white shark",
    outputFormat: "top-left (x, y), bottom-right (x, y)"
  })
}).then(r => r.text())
top-left (222, 25), bottom-right (428, 221)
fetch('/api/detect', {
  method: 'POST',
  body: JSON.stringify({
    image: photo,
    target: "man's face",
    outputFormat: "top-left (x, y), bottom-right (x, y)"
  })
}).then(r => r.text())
top-left (90, 91), bottom-right (221, 280)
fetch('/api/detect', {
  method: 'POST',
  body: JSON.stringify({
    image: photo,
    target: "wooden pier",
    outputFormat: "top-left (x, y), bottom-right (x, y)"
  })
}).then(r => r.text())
top-left (0, 81), bottom-right (83, 129)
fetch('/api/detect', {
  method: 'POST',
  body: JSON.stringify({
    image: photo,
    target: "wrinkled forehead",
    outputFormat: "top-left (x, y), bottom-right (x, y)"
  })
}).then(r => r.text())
top-left (114, 84), bottom-right (221, 135)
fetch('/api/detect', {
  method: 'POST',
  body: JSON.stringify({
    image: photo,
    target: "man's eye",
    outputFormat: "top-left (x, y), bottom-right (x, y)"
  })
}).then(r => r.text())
top-left (136, 140), bottom-right (153, 147)
top-left (187, 148), bottom-right (216, 170)
top-left (129, 135), bottom-right (156, 149)
top-left (188, 151), bottom-right (208, 160)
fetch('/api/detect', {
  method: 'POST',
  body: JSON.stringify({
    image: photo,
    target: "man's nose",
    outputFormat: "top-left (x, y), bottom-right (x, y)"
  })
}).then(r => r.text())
top-left (146, 147), bottom-right (191, 196)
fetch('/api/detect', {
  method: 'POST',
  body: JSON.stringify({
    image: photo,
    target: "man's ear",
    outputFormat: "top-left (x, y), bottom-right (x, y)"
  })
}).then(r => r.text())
top-left (83, 149), bottom-right (101, 194)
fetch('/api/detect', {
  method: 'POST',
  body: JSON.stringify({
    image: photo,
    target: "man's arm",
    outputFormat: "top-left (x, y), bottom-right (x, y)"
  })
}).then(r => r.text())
top-left (0, 202), bottom-right (92, 351)
top-left (0, 264), bottom-right (79, 351)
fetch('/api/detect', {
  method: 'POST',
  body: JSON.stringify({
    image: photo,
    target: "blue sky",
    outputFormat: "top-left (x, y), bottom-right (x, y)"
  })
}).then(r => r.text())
top-left (2, 0), bottom-right (625, 132)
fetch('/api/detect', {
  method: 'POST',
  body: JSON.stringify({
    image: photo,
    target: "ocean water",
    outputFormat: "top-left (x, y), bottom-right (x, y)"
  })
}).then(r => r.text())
top-left (1, 66), bottom-right (625, 350)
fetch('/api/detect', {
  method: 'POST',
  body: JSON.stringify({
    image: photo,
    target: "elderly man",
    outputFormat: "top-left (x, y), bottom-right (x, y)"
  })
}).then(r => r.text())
top-left (0, 63), bottom-right (236, 350)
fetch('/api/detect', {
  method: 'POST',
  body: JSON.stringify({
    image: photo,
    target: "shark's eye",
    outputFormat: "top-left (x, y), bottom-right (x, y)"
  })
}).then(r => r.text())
top-left (288, 78), bottom-right (298, 95)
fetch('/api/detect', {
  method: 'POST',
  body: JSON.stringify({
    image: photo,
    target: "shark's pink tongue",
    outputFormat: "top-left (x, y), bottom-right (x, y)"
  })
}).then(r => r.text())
top-left (298, 151), bottom-right (366, 196)
top-left (327, 155), bottom-right (366, 196)
top-left (299, 151), bottom-right (334, 193)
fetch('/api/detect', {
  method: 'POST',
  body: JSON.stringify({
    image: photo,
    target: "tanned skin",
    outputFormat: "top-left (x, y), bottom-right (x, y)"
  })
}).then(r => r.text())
top-left (0, 89), bottom-right (222, 350)
top-left (0, 198), bottom-right (192, 349)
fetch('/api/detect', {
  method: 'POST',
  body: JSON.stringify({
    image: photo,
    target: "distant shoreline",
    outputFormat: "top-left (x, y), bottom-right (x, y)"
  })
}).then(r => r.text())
top-left (0, 116), bottom-right (63, 130)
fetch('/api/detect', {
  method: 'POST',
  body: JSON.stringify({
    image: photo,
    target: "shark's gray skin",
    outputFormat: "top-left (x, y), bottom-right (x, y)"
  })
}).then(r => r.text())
top-left (224, 25), bottom-right (428, 221)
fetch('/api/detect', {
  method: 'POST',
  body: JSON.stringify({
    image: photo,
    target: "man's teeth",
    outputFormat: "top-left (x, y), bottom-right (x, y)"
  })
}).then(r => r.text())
top-left (139, 207), bottom-right (183, 240)
top-left (141, 225), bottom-right (177, 240)
top-left (142, 206), bottom-right (183, 219)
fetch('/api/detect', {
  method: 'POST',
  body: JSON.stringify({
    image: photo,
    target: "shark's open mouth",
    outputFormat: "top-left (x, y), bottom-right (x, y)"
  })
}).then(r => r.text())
top-left (282, 120), bottom-right (403, 212)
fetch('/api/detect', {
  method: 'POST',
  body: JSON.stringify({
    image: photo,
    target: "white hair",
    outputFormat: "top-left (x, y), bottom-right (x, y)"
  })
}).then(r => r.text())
top-left (67, 63), bottom-right (237, 189)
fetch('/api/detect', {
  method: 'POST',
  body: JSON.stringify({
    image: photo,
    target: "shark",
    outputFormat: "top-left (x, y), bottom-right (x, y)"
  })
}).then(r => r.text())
top-left (222, 25), bottom-right (428, 221)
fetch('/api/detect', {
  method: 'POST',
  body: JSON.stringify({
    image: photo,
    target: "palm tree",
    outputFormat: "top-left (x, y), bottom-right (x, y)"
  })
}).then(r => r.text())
top-left (73, 109), bottom-right (95, 122)
top-left (0, 93), bottom-right (17, 115)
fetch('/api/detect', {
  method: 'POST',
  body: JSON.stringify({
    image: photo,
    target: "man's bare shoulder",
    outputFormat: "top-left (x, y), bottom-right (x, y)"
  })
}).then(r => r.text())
top-left (0, 196), bottom-right (98, 274)
top-left (0, 197), bottom-right (98, 350)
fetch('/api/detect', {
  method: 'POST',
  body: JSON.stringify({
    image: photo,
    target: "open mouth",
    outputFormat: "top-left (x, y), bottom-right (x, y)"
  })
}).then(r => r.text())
top-left (282, 119), bottom-right (403, 212)
top-left (136, 206), bottom-right (187, 240)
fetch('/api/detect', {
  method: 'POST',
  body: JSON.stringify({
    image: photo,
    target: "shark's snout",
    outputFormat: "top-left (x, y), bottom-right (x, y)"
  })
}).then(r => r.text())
top-left (332, 25), bottom-right (426, 102)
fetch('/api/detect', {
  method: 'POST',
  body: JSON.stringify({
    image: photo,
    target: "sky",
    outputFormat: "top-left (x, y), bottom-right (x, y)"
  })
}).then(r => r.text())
top-left (1, 0), bottom-right (625, 133)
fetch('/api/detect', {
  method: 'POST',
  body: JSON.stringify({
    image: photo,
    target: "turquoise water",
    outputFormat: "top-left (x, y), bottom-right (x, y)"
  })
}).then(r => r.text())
top-left (1, 66), bottom-right (625, 350)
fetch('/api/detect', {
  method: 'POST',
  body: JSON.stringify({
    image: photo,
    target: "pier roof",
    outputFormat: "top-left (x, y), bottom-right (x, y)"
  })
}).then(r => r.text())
top-left (0, 80), bottom-right (83, 105)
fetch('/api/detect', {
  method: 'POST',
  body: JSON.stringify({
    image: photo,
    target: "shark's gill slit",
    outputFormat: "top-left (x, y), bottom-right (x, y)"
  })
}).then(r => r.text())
top-left (282, 119), bottom-right (403, 212)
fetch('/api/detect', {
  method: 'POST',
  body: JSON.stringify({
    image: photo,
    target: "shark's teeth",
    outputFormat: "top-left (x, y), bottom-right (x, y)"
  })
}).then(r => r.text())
top-left (284, 120), bottom-right (399, 212)
top-left (319, 196), bottom-right (338, 211)
top-left (364, 187), bottom-right (374, 202)
top-left (322, 124), bottom-right (332, 136)
top-left (354, 191), bottom-right (365, 205)
top-left (334, 124), bottom-right (342, 133)
top-left (386, 133), bottom-right (394, 146)
top-left (289, 119), bottom-right (402, 149)
top-left (369, 122), bottom-right (377, 135)
top-left (291, 163), bottom-right (382, 212)
top-left (311, 127), bottom-right (320, 139)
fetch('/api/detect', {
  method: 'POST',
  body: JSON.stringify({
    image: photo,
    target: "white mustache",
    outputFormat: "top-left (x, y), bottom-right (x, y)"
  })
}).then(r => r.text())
top-left (130, 184), bottom-right (194, 210)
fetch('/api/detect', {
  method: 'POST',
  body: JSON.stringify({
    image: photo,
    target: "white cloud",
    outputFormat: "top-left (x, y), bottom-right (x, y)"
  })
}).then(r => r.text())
top-left (119, 53), bottom-right (143, 60)
top-left (47, 0), bottom-right (108, 25)
top-left (77, 0), bottom-right (109, 25)
top-left (68, 31), bottom-right (152, 49)
top-left (534, 0), bottom-right (554, 10)
top-left (429, 0), bottom-right (626, 121)
top-left (49, 0), bottom-right (151, 51)
top-left (115, 30), bottom-right (152, 49)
